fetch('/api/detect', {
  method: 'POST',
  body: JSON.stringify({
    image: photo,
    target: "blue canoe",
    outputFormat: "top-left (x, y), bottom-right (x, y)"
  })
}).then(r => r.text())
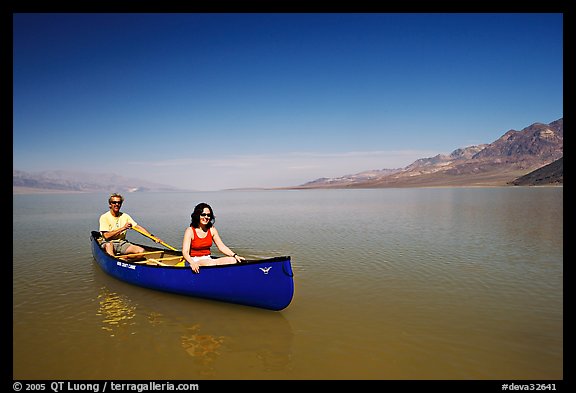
top-left (90, 231), bottom-right (294, 311)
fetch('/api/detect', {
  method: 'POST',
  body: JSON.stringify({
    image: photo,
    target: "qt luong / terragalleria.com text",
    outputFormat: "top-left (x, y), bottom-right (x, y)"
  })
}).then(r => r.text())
top-left (49, 382), bottom-right (200, 393)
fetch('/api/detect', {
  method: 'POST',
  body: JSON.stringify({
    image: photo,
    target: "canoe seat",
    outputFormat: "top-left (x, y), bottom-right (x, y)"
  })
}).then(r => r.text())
top-left (132, 260), bottom-right (152, 265)
top-left (147, 258), bottom-right (170, 266)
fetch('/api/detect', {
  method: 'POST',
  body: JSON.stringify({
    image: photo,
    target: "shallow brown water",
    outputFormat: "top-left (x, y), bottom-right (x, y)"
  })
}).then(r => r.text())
top-left (13, 188), bottom-right (563, 380)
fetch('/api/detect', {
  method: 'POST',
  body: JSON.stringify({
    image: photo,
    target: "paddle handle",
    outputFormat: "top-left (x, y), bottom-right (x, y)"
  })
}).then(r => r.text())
top-left (131, 226), bottom-right (179, 251)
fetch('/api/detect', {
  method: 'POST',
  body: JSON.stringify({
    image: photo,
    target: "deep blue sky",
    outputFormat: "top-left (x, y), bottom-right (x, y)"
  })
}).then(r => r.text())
top-left (13, 13), bottom-right (563, 190)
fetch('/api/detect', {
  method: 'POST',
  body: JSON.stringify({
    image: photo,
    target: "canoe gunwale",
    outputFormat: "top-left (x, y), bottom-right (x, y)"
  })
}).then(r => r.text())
top-left (91, 230), bottom-right (290, 269)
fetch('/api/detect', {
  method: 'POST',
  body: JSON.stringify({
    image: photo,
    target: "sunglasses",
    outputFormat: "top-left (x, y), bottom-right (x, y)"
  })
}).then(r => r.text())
top-left (110, 201), bottom-right (122, 205)
top-left (200, 213), bottom-right (212, 218)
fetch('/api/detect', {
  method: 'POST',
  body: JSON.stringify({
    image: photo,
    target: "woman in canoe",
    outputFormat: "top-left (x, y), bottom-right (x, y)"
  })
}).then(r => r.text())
top-left (182, 202), bottom-right (245, 273)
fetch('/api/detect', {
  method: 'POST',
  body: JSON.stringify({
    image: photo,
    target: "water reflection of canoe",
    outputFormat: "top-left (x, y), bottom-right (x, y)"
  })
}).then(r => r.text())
top-left (90, 231), bottom-right (294, 311)
top-left (92, 272), bottom-right (295, 378)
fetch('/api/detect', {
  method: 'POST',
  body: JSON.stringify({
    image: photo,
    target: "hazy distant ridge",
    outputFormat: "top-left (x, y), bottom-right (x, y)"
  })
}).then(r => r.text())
top-left (13, 170), bottom-right (185, 193)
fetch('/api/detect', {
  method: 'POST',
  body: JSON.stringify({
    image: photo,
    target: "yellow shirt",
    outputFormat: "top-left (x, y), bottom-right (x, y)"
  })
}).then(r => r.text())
top-left (99, 211), bottom-right (138, 241)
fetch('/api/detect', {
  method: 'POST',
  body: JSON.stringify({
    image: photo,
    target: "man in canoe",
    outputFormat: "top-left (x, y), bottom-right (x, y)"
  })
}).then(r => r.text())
top-left (99, 193), bottom-right (164, 258)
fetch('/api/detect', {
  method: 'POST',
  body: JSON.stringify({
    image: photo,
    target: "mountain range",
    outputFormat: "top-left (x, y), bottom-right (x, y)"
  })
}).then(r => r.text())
top-left (295, 118), bottom-right (563, 188)
top-left (13, 118), bottom-right (563, 193)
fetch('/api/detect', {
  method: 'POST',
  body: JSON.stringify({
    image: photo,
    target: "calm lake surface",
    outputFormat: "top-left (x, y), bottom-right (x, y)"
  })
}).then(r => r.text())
top-left (12, 188), bottom-right (563, 380)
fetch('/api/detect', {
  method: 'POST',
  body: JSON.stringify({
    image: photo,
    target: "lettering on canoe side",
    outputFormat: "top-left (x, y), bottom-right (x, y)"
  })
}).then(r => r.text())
top-left (259, 266), bottom-right (272, 274)
top-left (116, 261), bottom-right (136, 270)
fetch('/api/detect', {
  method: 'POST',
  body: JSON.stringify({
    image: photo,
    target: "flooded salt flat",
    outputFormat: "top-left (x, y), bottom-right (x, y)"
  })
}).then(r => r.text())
top-left (12, 187), bottom-right (563, 379)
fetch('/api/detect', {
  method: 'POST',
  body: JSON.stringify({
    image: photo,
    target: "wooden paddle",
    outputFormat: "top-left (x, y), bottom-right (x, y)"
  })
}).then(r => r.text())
top-left (130, 226), bottom-right (180, 251)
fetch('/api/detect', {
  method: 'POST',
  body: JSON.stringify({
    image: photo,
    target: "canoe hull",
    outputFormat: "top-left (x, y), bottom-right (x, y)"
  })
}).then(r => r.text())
top-left (90, 232), bottom-right (294, 311)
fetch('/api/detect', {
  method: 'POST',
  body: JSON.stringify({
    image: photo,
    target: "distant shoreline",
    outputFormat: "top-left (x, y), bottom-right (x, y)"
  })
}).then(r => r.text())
top-left (14, 184), bottom-right (562, 195)
top-left (13, 186), bottom-right (89, 195)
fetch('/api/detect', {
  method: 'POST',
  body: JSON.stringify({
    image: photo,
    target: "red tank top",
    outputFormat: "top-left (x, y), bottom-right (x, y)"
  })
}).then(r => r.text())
top-left (190, 227), bottom-right (213, 257)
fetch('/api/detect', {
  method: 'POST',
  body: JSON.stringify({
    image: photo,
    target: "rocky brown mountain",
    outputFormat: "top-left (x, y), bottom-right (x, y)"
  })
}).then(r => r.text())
top-left (297, 118), bottom-right (563, 188)
top-left (509, 157), bottom-right (563, 186)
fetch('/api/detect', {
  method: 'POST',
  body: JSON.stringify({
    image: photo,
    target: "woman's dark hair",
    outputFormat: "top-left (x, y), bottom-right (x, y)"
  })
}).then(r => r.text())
top-left (190, 202), bottom-right (215, 228)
